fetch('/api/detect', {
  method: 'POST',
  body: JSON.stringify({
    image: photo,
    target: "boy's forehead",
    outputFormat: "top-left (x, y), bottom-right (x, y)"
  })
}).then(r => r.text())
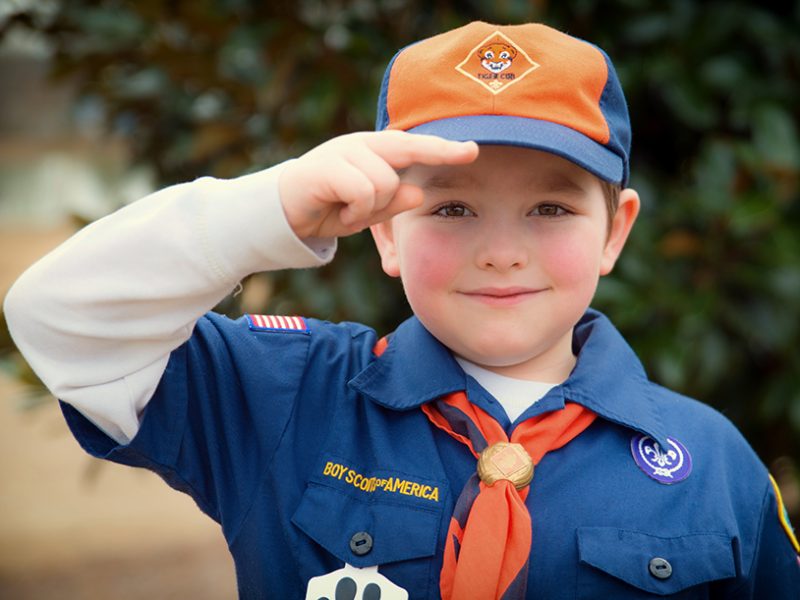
top-left (403, 144), bottom-right (597, 194)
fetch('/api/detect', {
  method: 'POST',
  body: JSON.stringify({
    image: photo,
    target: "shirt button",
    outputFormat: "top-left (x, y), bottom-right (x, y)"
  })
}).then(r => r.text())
top-left (349, 531), bottom-right (373, 556)
top-left (648, 557), bottom-right (673, 580)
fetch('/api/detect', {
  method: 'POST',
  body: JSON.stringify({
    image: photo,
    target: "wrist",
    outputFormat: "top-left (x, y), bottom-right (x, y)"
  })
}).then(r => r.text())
top-left (203, 161), bottom-right (335, 277)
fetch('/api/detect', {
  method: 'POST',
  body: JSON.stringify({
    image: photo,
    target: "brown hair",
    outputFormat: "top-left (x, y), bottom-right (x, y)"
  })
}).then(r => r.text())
top-left (600, 180), bottom-right (621, 236)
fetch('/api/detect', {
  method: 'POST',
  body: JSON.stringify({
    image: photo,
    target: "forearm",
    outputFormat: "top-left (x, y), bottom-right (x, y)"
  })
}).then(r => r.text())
top-left (3, 161), bottom-right (334, 443)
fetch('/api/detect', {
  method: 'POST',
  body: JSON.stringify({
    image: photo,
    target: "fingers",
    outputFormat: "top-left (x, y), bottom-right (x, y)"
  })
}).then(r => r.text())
top-left (279, 130), bottom-right (479, 239)
top-left (319, 162), bottom-right (410, 230)
top-left (367, 183), bottom-right (424, 224)
top-left (341, 146), bottom-right (401, 223)
top-left (347, 183), bottom-right (424, 231)
top-left (362, 130), bottom-right (479, 170)
top-left (334, 131), bottom-right (476, 226)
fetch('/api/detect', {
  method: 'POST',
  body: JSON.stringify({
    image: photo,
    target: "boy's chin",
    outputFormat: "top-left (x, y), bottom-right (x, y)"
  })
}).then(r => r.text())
top-left (447, 331), bottom-right (577, 380)
top-left (454, 347), bottom-right (541, 370)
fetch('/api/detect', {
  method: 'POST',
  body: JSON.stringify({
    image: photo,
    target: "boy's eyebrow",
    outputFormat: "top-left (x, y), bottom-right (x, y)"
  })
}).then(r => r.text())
top-left (402, 167), bottom-right (591, 195)
top-left (417, 171), bottom-right (479, 190)
top-left (535, 172), bottom-right (590, 196)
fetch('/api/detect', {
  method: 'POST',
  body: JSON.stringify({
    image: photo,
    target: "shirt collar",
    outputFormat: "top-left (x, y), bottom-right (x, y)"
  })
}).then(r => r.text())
top-left (562, 310), bottom-right (669, 448)
top-left (348, 310), bottom-right (669, 447)
top-left (348, 316), bottom-right (467, 409)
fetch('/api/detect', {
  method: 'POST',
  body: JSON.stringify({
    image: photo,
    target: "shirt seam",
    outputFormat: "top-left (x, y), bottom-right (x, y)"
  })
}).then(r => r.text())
top-left (225, 324), bottom-right (314, 548)
top-left (196, 179), bottom-right (238, 286)
top-left (154, 337), bottom-right (220, 521)
top-left (118, 448), bottom-right (221, 523)
top-left (578, 527), bottom-right (733, 541)
top-left (728, 478), bottom-right (771, 593)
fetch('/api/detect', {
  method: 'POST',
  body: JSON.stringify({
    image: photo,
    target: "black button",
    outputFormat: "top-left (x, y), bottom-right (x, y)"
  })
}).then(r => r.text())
top-left (349, 531), bottom-right (373, 556)
top-left (649, 557), bottom-right (673, 580)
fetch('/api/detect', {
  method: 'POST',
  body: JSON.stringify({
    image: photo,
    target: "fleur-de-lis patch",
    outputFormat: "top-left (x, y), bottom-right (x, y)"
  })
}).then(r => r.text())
top-left (631, 434), bottom-right (692, 484)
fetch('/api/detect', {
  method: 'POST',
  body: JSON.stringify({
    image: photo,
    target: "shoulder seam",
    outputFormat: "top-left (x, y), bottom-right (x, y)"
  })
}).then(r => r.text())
top-left (731, 477), bottom-right (773, 593)
top-left (226, 320), bottom-right (314, 547)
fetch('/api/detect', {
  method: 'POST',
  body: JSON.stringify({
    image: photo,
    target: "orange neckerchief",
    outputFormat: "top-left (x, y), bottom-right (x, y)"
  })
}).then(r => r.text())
top-left (422, 393), bottom-right (596, 599)
top-left (372, 336), bottom-right (596, 599)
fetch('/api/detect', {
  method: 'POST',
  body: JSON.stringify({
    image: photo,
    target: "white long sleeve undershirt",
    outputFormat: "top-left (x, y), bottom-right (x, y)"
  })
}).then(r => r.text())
top-left (3, 161), bottom-right (335, 445)
top-left (4, 160), bottom-right (555, 447)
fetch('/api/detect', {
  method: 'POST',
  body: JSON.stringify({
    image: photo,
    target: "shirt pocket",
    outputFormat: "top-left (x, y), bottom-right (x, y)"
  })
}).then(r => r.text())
top-left (292, 481), bottom-right (444, 598)
top-left (576, 527), bottom-right (736, 598)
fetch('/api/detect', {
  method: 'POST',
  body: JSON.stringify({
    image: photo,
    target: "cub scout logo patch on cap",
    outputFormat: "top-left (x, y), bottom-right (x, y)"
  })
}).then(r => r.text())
top-left (478, 42), bottom-right (517, 73)
top-left (455, 30), bottom-right (539, 94)
top-left (246, 314), bottom-right (307, 332)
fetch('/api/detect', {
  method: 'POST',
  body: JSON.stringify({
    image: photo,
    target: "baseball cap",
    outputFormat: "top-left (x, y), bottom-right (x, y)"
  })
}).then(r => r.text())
top-left (375, 21), bottom-right (631, 186)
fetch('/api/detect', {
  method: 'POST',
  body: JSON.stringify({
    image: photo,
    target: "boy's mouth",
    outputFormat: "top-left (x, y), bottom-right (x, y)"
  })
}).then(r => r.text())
top-left (459, 287), bottom-right (545, 306)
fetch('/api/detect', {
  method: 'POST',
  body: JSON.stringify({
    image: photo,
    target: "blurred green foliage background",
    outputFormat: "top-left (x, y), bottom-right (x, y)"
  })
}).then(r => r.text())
top-left (2, 1), bottom-right (799, 501)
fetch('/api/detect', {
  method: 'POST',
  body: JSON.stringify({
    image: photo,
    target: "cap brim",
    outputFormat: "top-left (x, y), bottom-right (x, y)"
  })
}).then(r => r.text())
top-left (406, 115), bottom-right (624, 185)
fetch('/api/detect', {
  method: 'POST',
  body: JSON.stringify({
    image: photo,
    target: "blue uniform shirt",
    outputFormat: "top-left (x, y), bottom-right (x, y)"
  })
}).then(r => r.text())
top-left (62, 309), bottom-right (800, 598)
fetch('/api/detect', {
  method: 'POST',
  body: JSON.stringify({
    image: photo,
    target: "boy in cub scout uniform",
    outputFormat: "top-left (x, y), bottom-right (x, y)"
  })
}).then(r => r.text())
top-left (5, 21), bottom-right (800, 599)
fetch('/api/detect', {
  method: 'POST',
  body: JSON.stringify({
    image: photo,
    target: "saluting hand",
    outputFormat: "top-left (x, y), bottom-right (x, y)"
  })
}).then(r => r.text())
top-left (278, 130), bottom-right (479, 240)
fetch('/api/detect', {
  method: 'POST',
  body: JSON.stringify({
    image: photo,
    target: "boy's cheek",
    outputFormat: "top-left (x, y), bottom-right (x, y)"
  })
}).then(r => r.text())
top-left (399, 229), bottom-right (461, 289)
top-left (536, 235), bottom-right (605, 284)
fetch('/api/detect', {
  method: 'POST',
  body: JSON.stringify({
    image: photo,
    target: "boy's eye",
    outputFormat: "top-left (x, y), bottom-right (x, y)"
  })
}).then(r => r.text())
top-left (532, 204), bottom-right (569, 217)
top-left (434, 203), bottom-right (475, 218)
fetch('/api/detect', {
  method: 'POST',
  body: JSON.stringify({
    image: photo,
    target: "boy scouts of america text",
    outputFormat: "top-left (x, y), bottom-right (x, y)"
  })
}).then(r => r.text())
top-left (322, 461), bottom-right (440, 502)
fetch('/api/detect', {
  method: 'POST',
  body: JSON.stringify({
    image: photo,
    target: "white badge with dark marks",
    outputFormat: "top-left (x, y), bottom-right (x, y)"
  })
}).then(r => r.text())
top-left (305, 564), bottom-right (408, 600)
top-left (631, 434), bottom-right (692, 484)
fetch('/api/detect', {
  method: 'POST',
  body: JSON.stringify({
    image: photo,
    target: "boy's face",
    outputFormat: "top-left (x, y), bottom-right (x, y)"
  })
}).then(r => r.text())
top-left (371, 145), bottom-right (639, 380)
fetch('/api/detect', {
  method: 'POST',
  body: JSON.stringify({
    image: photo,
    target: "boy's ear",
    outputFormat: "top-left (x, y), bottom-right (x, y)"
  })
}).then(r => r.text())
top-left (600, 187), bottom-right (640, 276)
top-left (370, 221), bottom-right (401, 277)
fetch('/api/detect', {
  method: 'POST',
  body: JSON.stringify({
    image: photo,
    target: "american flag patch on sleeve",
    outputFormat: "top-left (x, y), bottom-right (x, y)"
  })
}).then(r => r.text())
top-left (246, 314), bottom-right (308, 332)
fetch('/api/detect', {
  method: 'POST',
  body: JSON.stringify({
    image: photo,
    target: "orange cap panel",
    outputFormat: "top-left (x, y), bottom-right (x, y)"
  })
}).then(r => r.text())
top-left (385, 22), bottom-right (611, 145)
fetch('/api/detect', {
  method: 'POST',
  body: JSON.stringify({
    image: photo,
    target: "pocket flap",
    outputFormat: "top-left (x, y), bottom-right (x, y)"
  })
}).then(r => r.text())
top-left (292, 483), bottom-right (442, 568)
top-left (577, 527), bottom-right (735, 595)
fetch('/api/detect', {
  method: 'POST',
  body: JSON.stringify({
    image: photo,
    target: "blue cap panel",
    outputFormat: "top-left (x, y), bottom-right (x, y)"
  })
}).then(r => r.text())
top-left (408, 115), bottom-right (625, 185)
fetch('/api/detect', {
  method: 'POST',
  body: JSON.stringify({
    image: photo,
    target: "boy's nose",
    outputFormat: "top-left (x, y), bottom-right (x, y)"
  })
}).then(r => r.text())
top-left (475, 229), bottom-right (529, 272)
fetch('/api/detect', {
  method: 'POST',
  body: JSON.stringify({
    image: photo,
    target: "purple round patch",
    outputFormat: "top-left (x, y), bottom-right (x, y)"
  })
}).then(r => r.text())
top-left (630, 434), bottom-right (692, 484)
